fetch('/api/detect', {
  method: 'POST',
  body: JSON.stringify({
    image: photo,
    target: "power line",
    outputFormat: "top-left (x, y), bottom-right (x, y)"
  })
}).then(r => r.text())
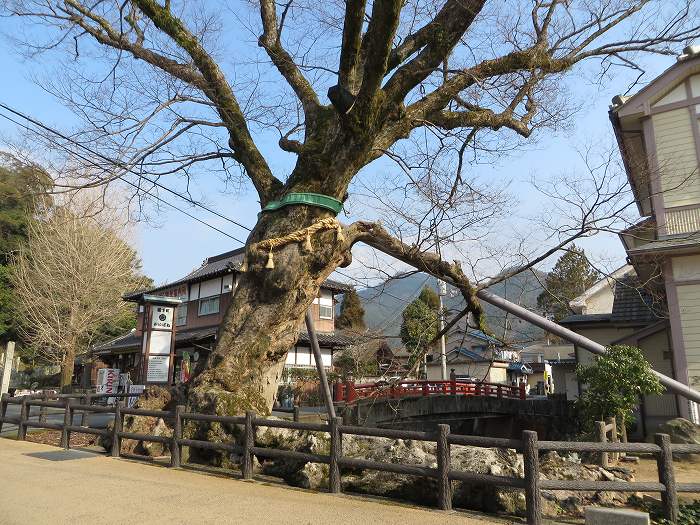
top-left (0, 101), bottom-right (253, 233)
top-left (0, 108), bottom-right (247, 244)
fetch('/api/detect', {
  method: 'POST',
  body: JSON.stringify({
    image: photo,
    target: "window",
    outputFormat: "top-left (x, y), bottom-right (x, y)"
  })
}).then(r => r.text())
top-left (319, 304), bottom-right (333, 319)
top-left (175, 304), bottom-right (188, 326)
top-left (198, 296), bottom-right (220, 316)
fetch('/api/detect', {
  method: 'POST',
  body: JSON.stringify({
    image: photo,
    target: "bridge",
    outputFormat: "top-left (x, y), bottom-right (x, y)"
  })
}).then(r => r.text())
top-left (333, 379), bottom-right (527, 403)
top-left (334, 380), bottom-right (572, 440)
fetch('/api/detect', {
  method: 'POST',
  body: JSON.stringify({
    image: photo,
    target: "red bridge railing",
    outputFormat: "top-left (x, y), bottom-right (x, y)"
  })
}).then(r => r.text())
top-left (333, 379), bottom-right (526, 403)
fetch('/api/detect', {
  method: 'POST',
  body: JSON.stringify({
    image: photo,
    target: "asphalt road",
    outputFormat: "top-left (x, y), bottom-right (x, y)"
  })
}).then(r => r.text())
top-left (0, 439), bottom-right (515, 525)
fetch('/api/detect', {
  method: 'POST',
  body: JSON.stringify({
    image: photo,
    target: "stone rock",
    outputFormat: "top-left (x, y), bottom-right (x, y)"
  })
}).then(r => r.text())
top-left (539, 451), bottom-right (635, 517)
top-left (654, 418), bottom-right (700, 452)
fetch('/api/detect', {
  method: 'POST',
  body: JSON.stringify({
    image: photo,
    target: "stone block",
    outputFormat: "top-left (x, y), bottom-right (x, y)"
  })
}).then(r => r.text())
top-left (585, 507), bottom-right (650, 525)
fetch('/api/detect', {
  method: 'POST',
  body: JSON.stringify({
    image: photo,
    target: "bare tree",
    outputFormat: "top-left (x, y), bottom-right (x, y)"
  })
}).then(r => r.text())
top-left (11, 195), bottom-right (147, 390)
top-left (3, 0), bottom-right (699, 415)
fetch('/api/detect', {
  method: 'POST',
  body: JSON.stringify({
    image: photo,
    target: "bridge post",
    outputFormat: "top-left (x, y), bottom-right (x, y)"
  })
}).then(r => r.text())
top-left (344, 380), bottom-right (356, 403)
top-left (519, 383), bottom-right (526, 400)
top-left (436, 424), bottom-right (452, 511)
top-left (422, 382), bottom-right (429, 396)
top-left (450, 379), bottom-right (456, 396)
top-left (497, 385), bottom-right (502, 399)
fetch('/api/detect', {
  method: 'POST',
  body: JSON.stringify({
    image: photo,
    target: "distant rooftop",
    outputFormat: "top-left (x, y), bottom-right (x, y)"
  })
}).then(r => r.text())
top-left (124, 247), bottom-right (353, 300)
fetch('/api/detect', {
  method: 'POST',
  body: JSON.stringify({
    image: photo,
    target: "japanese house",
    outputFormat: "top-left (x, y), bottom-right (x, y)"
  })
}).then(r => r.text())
top-left (89, 247), bottom-right (354, 385)
top-left (562, 47), bottom-right (700, 429)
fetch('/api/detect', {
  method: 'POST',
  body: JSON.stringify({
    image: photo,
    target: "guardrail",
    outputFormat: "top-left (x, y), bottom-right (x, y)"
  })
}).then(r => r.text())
top-left (333, 379), bottom-right (527, 403)
top-left (1, 392), bottom-right (698, 525)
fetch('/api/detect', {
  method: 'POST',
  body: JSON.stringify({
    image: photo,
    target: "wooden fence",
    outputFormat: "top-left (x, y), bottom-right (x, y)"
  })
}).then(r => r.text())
top-left (1, 392), bottom-right (698, 525)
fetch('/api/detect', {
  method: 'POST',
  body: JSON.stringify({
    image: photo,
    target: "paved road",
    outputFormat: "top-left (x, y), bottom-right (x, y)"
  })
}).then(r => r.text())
top-left (0, 439), bottom-right (516, 525)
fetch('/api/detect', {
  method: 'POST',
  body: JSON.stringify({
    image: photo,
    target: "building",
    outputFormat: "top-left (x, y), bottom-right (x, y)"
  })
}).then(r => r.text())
top-left (89, 247), bottom-right (354, 386)
top-left (520, 343), bottom-right (576, 398)
top-left (426, 329), bottom-right (523, 384)
top-left (606, 45), bottom-right (700, 423)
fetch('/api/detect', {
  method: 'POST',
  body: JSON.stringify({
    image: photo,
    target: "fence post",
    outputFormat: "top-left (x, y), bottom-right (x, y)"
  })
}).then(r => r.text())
top-left (17, 396), bottom-right (29, 441)
top-left (111, 403), bottom-right (122, 458)
top-left (242, 411), bottom-right (254, 480)
top-left (606, 416), bottom-right (618, 462)
top-left (595, 420), bottom-right (608, 468)
top-left (293, 406), bottom-right (300, 422)
top-left (171, 405), bottom-right (183, 468)
top-left (329, 416), bottom-right (342, 494)
top-left (39, 391), bottom-right (48, 423)
top-left (655, 433), bottom-right (678, 523)
top-left (436, 423), bottom-right (452, 511)
top-left (60, 398), bottom-right (72, 450)
top-left (619, 414), bottom-right (628, 459)
top-left (0, 393), bottom-right (9, 434)
top-left (522, 430), bottom-right (541, 525)
top-left (81, 394), bottom-right (91, 427)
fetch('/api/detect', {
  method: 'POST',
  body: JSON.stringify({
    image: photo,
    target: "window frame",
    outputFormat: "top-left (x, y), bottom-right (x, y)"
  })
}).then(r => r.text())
top-left (198, 296), bottom-right (220, 316)
top-left (175, 303), bottom-right (188, 326)
top-left (319, 303), bottom-right (333, 320)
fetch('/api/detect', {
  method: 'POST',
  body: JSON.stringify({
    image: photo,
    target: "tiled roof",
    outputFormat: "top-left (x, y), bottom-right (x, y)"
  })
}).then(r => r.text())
top-left (124, 247), bottom-right (353, 300)
top-left (92, 326), bottom-right (353, 355)
top-left (559, 313), bottom-right (612, 325)
top-left (609, 276), bottom-right (664, 324)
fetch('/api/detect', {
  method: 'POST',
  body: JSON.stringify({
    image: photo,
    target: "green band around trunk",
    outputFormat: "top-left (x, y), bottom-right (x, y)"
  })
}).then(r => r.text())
top-left (260, 192), bottom-right (343, 215)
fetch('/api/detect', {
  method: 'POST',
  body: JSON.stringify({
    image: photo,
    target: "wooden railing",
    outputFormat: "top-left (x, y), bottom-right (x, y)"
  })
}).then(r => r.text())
top-left (1, 392), bottom-right (698, 525)
top-left (333, 379), bottom-right (527, 403)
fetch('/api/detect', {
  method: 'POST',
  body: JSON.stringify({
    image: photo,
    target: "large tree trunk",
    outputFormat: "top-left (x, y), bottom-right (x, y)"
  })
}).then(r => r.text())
top-left (187, 203), bottom-right (351, 420)
top-left (60, 347), bottom-right (75, 393)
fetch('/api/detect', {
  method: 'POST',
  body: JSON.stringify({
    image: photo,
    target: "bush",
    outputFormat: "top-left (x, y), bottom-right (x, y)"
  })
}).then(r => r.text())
top-left (630, 496), bottom-right (700, 525)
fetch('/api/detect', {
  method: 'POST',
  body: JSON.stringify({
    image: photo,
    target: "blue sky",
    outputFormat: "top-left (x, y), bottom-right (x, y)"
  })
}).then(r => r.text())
top-left (0, 8), bottom-right (679, 287)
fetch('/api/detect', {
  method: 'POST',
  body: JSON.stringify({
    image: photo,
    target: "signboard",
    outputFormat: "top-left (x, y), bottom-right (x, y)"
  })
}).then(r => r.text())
top-left (151, 306), bottom-right (174, 330)
top-left (149, 331), bottom-right (172, 355)
top-left (96, 368), bottom-right (120, 405)
top-left (127, 384), bottom-right (145, 408)
top-left (146, 355), bottom-right (170, 383)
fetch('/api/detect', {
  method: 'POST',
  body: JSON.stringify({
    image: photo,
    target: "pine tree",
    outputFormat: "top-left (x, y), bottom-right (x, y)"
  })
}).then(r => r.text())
top-left (537, 245), bottom-right (600, 322)
top-left (336, 289), bottom-right (366, 331)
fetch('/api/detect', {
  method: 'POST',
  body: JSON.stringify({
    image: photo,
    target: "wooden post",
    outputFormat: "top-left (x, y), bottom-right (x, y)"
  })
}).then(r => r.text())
top-left (606, 416), bottom-right (618, 462)
top-left (329, 416), bottom-right (342, 494)
top-left (619, 414), bottom-right (628, 459)
top-left (39, 391), bottom-right (48, 423)
top-left (595, 420), bottom-right (608, 468)
top-left (522, 430), bottom-right (542, 525)
top-left (293, 406), bottom-right (300, 422)
top-left (60, 398), bottom-right (72, 449)
top-left (111, 403), bottom-right (122, 458)
top-left (519, 383), bottom-right (527, 400)
top-left (17, 396), bottom-right (29, 441)
top-left (81, 393), bottom-right (91, 427)
top-left (450, 379), bottom-right (457, 396)
top-left (655, 433), bottom-right (678, 523)
top-left (436, 424), bottom-right (452, 511)
top-left (242, 411), bottom-right (254, 480)
top-left (497, 385), bottom-right (503, 399)
top-left (0, 393), bottom-right (8, 434)
top-left (171, 405), bottom-right (183, 468)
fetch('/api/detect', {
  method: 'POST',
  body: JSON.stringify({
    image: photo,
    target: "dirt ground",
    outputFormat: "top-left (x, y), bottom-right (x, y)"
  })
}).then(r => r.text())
top-left (629, 454), bottom-right (700, 501)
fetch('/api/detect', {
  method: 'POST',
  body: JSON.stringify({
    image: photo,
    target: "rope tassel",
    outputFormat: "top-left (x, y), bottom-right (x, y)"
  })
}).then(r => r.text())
top-left (336, 224), bottom-right (345, 243)
top-left (303, 233), bottom-right (313, 253)
top-left (265, 249), bottom-right (275, 269)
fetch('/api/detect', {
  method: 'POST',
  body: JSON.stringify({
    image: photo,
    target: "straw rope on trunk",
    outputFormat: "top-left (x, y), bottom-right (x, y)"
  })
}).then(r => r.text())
top-left (241, 217), bottom-right (345, 270)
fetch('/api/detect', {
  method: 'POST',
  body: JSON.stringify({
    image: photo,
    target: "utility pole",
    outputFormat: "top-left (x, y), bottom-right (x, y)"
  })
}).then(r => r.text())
top-left (438, 279), bottom-right (447, 380)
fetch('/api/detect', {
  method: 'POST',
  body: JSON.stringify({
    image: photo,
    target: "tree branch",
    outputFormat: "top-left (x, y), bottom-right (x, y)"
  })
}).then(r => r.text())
top-left (131, 0), bottom-right (282, 204)
top-left (258, 0), bottom-right (321, 120)
top-left (338, 0), bottom-right (366, 94)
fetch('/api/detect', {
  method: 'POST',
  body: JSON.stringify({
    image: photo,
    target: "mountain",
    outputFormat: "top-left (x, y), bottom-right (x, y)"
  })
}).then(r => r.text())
top-left (351, 269), bottom-right (547, 347)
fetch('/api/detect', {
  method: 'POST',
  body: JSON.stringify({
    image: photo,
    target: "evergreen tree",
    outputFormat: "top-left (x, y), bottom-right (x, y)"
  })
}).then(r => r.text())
top-left (0, 156), bottom-right (53, 343)
top-left (400, 295), bottom-right (438, 366)
top-left (418, 285), bottom-right (440, 311)
top-left (336, 289), bottom-right (366, 331)
top-left (537, 245), bottom-right (600, 322)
